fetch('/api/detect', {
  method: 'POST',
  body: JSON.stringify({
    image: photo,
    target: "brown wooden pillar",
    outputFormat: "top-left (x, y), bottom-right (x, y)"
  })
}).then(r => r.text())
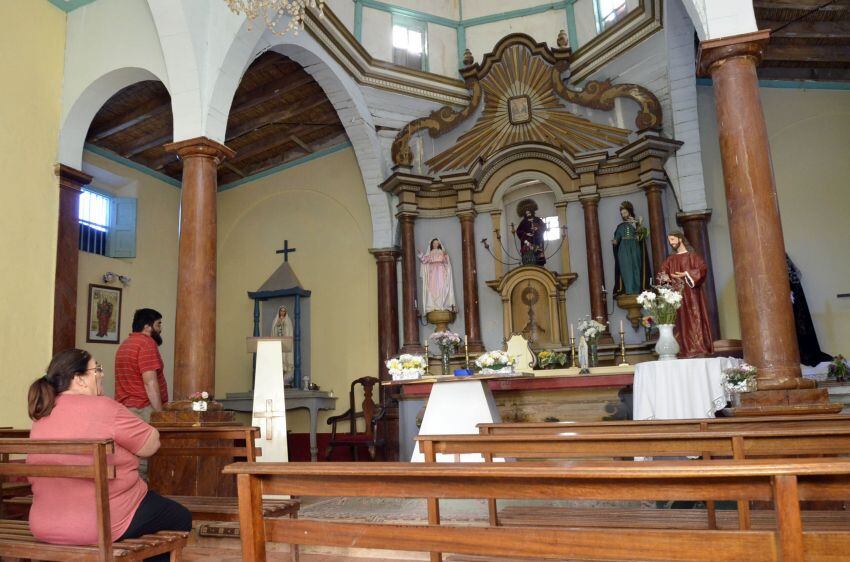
top-left (458, 211), bottom-right (484, 352)
top-left (643, 183), bottom-right (668, 275)
top-left (371, 248), bottom-right (401, 380)
top-left (398, 214), bottom-right (424, 353)
top-left (699, 32), bottom-right (830, 406)
top-left (677, 210), bottom-right (721, 341)
top-left (53, 165), bottom-right (92, 355)
top-left (165, 137), bottom-right (235, 401)
top-left (580, 194), bottom-right (608, 328)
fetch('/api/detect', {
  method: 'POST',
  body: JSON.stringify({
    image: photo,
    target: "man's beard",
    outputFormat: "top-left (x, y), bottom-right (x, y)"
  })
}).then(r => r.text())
top-left (670, 241), bottom-right (680, 252)
top-left (151, 331), bottom-right (163, 346)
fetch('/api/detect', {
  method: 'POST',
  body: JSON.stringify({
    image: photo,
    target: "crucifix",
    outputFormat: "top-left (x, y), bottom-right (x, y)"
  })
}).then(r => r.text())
top-left (276, 240), bottom-right (296, 262)
top-left (253, 398), bottom-right (287, 441)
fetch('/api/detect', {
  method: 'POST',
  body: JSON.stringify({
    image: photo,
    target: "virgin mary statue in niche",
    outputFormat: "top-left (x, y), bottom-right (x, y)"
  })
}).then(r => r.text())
top-left (271, 305), bottom-right (295, 386)
top-left (418, 238), bottom-right (455, 313)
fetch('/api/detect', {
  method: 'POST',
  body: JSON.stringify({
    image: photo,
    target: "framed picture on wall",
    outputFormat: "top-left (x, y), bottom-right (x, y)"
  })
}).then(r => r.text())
top-left (86, 284), bottom-right (122, 344)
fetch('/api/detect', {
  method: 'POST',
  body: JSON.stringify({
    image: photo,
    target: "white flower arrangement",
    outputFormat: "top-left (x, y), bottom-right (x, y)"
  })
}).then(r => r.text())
top-left (475, 350), bottom-right (516, 374)
top-left (578, 317), bottom-right (607, 342)
top-left (637, 281), bottom-right (683, 326)
top-left (190, 390), bottom-right (211, 411)
top-left (386, 354), bottom-right (427, 381)
top-left (723, 362), bottom-right (758, 393)
top-left (430, 331), bottom-right (461, 352)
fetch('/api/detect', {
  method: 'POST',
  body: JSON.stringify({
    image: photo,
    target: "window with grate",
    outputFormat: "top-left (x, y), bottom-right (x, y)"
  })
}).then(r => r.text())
top-left (543, 216), bottom-right (561, 241)
top-left (595, 0), bottom-right (628, 31)
top-left (79, 189), bottom-right (110, 255)
top-left (392, 19), bottom-right (426, 71)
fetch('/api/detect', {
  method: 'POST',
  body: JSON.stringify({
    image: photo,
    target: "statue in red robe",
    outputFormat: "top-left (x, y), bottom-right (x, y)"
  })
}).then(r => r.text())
top-left (659, 232), bottom-right (713, 358)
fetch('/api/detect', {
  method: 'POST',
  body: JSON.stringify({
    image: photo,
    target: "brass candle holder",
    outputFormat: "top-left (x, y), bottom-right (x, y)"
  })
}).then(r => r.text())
top-left (569, 336), bottom-right (577, 368)
top-left (464, 335), bottom-right (470, 370)
top-left (618, 329), bottom-right (629, 367)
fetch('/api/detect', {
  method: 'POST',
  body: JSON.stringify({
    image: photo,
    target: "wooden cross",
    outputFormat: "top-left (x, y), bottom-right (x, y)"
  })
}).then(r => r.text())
top-left (253, 399), bottom-right (286, 441)
top-left (276, 240), bottom-right (296, 262)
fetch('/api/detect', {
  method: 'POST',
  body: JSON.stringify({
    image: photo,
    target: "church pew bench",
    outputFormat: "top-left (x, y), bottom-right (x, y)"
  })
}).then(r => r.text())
top-left (418, 426), bottom-right (850, 530)
top-left (477, 413), bottom-right (850, 436)
top-left (224, 458), bottom-right (850, 562)
top-left (0, 438), bottom-right (188, 561)
top-left (0, 429), bottom-right (31, 519)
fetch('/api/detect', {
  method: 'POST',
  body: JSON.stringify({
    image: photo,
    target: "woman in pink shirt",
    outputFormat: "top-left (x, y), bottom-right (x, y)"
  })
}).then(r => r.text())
top-left (27, 349), bottom-right (191, 560)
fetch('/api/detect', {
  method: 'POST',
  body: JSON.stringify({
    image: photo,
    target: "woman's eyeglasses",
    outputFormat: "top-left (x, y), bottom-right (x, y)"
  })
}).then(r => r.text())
top-left (85, 365), bottom-right (104, 375)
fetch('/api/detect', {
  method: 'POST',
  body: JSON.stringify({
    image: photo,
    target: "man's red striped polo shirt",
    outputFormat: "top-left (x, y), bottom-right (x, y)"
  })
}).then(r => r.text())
top-left (114, 332), bottom-right (169, 408)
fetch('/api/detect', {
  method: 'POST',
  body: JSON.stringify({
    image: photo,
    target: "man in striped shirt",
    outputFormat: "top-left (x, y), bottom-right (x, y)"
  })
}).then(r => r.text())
top-left (115, 308), bottom-right (169, 423)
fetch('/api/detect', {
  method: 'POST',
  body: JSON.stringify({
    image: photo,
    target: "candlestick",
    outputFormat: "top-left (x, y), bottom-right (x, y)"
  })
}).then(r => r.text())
top-left (618, 329), bottom-right (629, 367)
top-left (570, 336), bottom-right (577, 369)
top-left (464, 334), bottom-right (470, 369)
top-left (569, 323), bottom-right (574, 339)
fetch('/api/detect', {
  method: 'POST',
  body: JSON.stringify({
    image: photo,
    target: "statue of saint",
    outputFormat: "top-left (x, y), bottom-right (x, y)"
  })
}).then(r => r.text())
top-left (271, 305), bottom-right (295, 386)
top-left (612, 200), bottom-right (651, 295)
top-left (418, 238), bottom-right (455, 313)
top-left (515, 199), bottom-right (547, 266)
top-left (659, 231), bottom-right (713, 358)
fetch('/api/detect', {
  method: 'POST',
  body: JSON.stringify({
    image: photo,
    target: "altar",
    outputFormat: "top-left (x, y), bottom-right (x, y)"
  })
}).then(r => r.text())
top-left (633, 357), bottom-right (736, 420)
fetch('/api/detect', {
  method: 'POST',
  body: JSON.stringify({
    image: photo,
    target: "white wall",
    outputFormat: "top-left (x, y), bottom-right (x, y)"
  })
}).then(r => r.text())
top-left (464, 10), bottom-right (566, 61)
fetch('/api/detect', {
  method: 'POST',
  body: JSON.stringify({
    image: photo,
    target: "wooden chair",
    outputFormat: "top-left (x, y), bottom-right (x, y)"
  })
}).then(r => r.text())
top-left (325, 376), bottom-right (385, 460)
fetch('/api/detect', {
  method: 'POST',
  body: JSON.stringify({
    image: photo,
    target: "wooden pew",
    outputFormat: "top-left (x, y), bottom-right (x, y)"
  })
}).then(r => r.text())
top-left (224, 458), bottom-right (850, 562)
top-left (418, 426), bottom-right (850, 530)
top-left (0, 438), bottom-right (188, 561)
top-left (477, 413), bottom-right (850, 436)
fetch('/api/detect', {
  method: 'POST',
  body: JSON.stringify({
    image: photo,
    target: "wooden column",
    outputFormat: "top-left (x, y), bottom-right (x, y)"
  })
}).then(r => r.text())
top-left (580, 194), bottom-right (608, 328)
top-left (53, 165), bottom-right (92, 354)
top-left (371, 248), bottom-right (401, 380)
top-left (458, 211), bottom-right (484, 352)
top-left (398, 213), bottom-right (424, 353)
top-left (165, 137), bottom-right (235, 401)
top-left (643, 182), bottom-right (668, 275)
top-left (677, 210), bottom-right (721, 341)
top-left (699, 32), bottom-right (828, 402)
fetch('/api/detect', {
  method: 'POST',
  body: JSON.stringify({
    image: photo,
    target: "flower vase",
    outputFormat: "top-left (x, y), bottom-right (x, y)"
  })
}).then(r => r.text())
top-left (589, 341), bottom-right (599, 368)
top-left (655, 324), bottom-right (680, 361)
top-left (441, 349), bottom-right (452, 376)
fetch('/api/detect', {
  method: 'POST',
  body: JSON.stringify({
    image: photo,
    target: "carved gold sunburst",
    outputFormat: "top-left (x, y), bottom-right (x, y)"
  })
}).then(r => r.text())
top-left (426, 45), bottom-right (631, 173)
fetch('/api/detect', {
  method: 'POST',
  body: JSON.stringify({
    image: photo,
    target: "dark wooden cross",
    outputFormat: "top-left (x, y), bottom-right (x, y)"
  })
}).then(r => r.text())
top-left (276, 240), bottom-right (296, 262)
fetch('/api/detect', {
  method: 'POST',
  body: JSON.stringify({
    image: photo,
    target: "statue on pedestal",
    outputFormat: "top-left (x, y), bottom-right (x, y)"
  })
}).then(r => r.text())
top-left (271, 305), bottom-right (294, 386)
top-left (419, 238), bottom-right (456, 321)
top-left (612, 201), bottom-right (651, 296)
top-left (515, 199), bottom-right (547, 266)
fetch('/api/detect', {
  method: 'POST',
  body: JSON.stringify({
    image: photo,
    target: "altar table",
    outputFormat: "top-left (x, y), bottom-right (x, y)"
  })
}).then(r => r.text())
top-left (633, 357), bottom-right (736, 420)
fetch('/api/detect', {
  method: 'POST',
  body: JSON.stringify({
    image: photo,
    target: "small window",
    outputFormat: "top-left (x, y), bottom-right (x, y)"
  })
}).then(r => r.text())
top-left (595, 0), bottom-right (628, 31)
top-left (78, 188), bottom-right (137, 258)
top-left (543, 216), bottom-right (560, 241)
top-left (79, 189), bottom-right (110, 255)
top-left (392, 20), bottom-right (426, 71)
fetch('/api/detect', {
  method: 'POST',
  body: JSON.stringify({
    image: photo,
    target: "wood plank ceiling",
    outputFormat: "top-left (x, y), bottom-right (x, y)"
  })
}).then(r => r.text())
top-left (85, 52), bottom-right (347, 185)
top-left (756, 0), bottom-right (850, 81)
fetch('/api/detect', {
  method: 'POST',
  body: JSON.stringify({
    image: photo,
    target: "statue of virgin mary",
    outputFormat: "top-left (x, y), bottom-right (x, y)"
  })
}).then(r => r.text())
top-left (270, 305), bottom-right (295, 385)
top-left (418, 238), bottom-right (455, 313)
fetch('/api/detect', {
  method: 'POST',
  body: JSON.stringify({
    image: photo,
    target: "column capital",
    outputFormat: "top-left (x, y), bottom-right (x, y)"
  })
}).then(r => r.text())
top-left (578, 193), bottom-right (600, 207)
top-left (165, 136), bottom-right (236, 163)
top-left (641, 181), bottom-right (666, 194)
top-left (697, 30), bottom-right (769, 77)
top-left (396, 210), bottom-right (419, 220)
top-left (457, 209), bottom-right (477, 221)
top-left (677, 209), bottom-right (713, 225)
top-left (369, 247), bottom-right (401, 262)
top-left (54, 164), bottom-right (92, 193)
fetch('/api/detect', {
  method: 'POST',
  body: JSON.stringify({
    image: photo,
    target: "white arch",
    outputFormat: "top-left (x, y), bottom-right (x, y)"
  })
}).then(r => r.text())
top-left (676, 0), bottom-right (757, 41)
top-left (207, 22), bottom-right (394, 247)
top-left (58, 67), bottom-right (166, 169)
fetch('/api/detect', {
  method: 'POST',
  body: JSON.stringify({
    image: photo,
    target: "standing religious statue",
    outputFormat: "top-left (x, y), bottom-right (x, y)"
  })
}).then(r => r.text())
top-left (271, 305), bottom-right (295, 386)
top-left (95, 298), bottom-right (113, 337)
top-left (418, 238), bottom-right (456, 313)
top-left (659, 231), bottom-right (713, 358)
top-left (612, 201), bottom-right (651, 295)
top-left (515, 199), bottom-right (547, 266)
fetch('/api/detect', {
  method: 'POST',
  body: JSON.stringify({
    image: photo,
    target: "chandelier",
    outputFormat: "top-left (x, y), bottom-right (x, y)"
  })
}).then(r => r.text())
top-left (225, 0), bottom-right (325, 36)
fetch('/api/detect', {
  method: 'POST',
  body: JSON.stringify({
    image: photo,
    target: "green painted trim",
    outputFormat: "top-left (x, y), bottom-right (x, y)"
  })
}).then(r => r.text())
top-left (46, 0), bottom-right (98, 12)
top-left (566, 0), bottom-right (579, 50)
top-left (457, 23), bottom-right (466, 76)
top-left (354, 0), bottom-right (363, 41)
top-left (461, 3), bottom-right (566, 28)
top-left (696, 78), bottom-right (850, 91)
top-left (360, 0), bottom-right (456, 28)
top-left (83, 144), bottom-right (182, 189)
top-left (218, 142), bottom-right (353, 191)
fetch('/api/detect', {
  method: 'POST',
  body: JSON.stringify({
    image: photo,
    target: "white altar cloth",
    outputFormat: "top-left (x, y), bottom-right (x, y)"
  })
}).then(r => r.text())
top-left (634, 357), bottom-right (737, 420)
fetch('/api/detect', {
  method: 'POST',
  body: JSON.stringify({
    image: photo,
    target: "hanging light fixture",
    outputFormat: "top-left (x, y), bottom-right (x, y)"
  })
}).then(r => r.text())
top-left (225, 0), bottom-right (325, 36)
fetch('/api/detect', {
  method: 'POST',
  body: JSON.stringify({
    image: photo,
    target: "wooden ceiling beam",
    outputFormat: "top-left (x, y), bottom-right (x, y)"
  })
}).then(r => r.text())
top-left (88, 95), bottom-right (171, 142)
top-left (754, 0), bottom-right (850, 10)
top-left (762, 44), bottom-right (850, 63)
top-left (225, 92), bottom-right (334, 142)
top-left (122, 131), bottom-right (173, 158)
top-left (229, 74), bottom-right (316, 116)
top-left (757, 66), bottom-right (850, 80)
top-left (760, 20), bottom-right (850, 39)
top-left (290, 135), bottom-right (314, 154)
top-left (232, 122), bottom-right (343, 164)
top-left (240, 131), bottom-right (349, 177)
top-left (222, 161), bottom-right (247, 178)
